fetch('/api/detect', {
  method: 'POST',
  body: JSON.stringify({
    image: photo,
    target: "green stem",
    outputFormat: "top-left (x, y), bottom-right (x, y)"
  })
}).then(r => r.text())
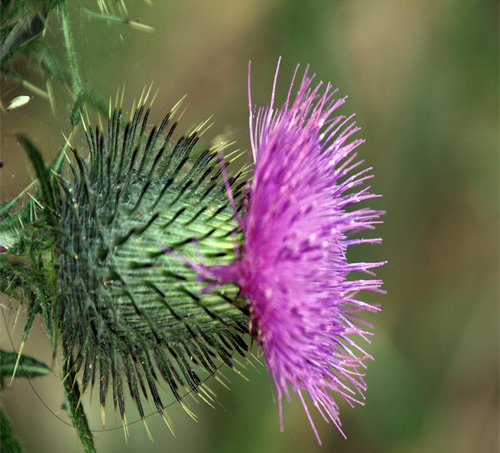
top-left (63, 361), bottom-right (96, 453)
top-left (59, 3), bottom-right (83, 100)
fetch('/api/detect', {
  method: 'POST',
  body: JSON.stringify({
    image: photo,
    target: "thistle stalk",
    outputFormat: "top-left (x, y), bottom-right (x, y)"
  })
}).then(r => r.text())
top-left (63, 361), bottom-right (96, 453)
top-left (59, 2), bottom-right (84, 123)
top-left (59, 3), bottom-right (83, 95)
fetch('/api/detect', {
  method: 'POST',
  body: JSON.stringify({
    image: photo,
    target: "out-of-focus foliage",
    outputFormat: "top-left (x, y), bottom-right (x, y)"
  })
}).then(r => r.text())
top-left (0, 349), bottom-right (51, 452)
top-left (0, 349), bottom-right (51, 389)
top-left (0, 0), bottom-right (150, 124)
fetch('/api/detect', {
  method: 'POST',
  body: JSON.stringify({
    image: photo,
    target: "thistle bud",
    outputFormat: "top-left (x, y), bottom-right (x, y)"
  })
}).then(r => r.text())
top-left (1, 98), bottom-right (250, 432)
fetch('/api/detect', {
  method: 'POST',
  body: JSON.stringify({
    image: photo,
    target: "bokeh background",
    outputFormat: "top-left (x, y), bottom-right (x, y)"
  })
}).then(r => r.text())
top-left (1, 1), bottom-right (498, 452)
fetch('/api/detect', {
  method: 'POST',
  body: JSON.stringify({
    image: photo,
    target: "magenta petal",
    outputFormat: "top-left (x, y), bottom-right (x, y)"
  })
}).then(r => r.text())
top-left (199, 61), bottom-right (385, 443)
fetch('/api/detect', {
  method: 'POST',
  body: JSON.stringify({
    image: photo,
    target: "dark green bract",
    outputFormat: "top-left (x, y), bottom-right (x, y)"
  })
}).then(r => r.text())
top-left (0, 99), bottom-right (250, 433)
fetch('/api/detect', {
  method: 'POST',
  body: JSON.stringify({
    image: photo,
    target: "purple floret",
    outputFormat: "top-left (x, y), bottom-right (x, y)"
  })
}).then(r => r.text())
top-left (198, 59), bottom-right (385, 444)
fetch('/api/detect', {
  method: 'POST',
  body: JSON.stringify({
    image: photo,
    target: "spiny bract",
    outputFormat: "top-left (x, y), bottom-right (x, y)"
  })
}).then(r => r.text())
top-left (0, 95), bottom-right (251, 432)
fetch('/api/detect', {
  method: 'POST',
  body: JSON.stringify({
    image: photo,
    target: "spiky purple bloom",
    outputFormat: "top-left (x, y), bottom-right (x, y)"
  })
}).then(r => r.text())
top-left (199, 60), bottom-right (385, 443)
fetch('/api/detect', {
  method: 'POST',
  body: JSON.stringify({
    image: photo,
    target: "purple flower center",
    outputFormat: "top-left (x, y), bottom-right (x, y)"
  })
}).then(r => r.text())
top-left (197, 59), bottom-right (385, 444)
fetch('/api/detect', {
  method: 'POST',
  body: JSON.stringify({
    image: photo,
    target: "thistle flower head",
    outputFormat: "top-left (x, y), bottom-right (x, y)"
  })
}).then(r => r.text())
top-left (198, 60), bottom-right (385, 443)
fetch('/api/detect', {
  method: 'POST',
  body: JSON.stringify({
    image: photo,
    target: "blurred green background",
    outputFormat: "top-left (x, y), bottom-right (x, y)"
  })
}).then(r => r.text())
top-left (1, 0), bottom-right (498, 452)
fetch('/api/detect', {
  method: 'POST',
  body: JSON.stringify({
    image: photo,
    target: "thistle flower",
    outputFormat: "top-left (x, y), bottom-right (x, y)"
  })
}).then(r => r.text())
top-left (196, 61), bottom-right (385, 443)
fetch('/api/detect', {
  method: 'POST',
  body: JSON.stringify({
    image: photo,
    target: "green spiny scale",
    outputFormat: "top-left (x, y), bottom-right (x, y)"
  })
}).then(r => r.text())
top-left (25, 101), bottom-right (248, 430)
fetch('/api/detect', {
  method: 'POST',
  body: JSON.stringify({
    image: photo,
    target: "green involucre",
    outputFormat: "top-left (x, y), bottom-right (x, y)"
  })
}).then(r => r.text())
top-left (1, 101), bottom-right (250, 430)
